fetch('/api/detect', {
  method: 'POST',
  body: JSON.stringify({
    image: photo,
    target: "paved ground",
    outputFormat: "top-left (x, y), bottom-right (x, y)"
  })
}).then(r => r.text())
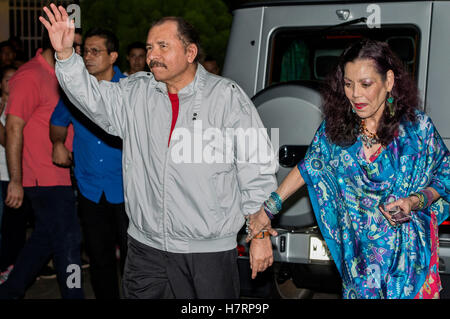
top-left (23, 270), bottom-right (337, 299)
top-left (22, 267), bottom-right (450, 299)
top-left (24, 267), bottom-right (96, 299)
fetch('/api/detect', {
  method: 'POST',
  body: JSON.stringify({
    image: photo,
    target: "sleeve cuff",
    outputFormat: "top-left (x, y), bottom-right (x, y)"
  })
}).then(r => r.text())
top-left (54, 48), bottom-right (75, 62)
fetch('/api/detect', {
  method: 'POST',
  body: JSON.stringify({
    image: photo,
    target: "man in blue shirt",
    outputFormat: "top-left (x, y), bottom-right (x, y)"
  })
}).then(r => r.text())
top-left (50, 28), bottom-right (128, 299)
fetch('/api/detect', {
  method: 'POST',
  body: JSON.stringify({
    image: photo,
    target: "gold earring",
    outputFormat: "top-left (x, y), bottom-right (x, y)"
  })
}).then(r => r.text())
top-left (386, 92), bottom-right (395, 117)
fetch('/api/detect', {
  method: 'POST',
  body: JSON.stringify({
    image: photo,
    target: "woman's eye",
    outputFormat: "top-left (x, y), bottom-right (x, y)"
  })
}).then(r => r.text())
top-left (362, 82), bottom-right (372, 88)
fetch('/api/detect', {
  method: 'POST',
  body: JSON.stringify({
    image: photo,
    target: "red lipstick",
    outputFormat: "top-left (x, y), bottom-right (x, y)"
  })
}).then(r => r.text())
top-left (354, 103), bottom-right (367, 110)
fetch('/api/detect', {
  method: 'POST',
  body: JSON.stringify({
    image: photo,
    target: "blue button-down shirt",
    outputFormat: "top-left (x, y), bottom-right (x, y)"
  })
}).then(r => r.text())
top-left (51, 68), bottom-right (126, 204)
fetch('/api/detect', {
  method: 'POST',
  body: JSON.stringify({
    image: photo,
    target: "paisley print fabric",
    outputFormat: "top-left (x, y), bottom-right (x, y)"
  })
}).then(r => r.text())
top-left (414, 213), bottom-right (441, 299)
top-left (297, 111), bottom-right (450, 299)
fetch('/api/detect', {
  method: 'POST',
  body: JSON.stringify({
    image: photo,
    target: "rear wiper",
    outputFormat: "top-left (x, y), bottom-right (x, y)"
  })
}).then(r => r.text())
top-left (320, 17), bottom-right (367, 33)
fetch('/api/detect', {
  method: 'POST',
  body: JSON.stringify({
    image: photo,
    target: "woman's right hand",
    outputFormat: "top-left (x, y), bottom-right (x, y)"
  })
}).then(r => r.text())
top-left (39, 3), bottom-right (75, 59)
top-left (246, 207), bottom-right (278, 242)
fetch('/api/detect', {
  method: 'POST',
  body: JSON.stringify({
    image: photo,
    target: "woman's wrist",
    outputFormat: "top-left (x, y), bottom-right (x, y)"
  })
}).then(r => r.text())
top-left (409, 189), bottom-right (435, 211)
top-left (263, 191), bottom-right (283, 220)
top-left (408, 194), bottom-right (421, 210)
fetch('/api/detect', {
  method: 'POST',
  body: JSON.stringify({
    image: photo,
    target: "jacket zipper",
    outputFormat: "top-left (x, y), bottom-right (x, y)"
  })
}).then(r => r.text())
top-left (161, 93), bottom-right (175, 251)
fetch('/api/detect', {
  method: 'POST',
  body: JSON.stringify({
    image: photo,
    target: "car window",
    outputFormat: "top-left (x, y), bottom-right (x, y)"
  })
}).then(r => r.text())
top-left (267, 25), bottom-right (420, 87)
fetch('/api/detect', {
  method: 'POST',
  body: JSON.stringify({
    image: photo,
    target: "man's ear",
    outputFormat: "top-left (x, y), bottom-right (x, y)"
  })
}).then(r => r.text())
top-left (109, 51), bottom-right (119, 65)
top-left (186, 43), bottom-right (198, 64)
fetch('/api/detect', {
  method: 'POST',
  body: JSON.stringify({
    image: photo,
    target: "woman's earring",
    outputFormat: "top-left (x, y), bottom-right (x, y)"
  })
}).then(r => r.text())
top-left (386, 92), bottom-right (395, 117)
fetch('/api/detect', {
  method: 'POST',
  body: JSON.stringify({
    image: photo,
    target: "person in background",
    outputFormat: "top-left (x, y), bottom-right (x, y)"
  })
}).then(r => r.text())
top-left (73, 29), bottom-right (83, 56)
top-left (50, 27), bottom-right (128, 299)
top-left (0, 29), bottom-right (83, 299)
top-left (124, 41), bottom-right (147, 75)
top-left (0, 65), bottom-right (17, 284)
top-left (0, 42), bottom-right (16, 69)
top-left (202, 55), bottom-right (220, 75)
top-left (7, 37), bottom-right (26, 66)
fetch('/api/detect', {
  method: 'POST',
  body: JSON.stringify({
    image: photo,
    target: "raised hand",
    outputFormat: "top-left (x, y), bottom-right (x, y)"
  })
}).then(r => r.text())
top-left (39, 3), bottom-right (75, 59)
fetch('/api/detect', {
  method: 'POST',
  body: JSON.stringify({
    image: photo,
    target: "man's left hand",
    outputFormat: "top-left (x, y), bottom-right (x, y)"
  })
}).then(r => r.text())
top-left (249, 236), bottom-right (273, 279)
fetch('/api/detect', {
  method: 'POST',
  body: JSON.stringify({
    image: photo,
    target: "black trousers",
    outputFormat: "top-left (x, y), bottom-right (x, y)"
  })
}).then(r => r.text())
top-left (0, 186), bottom-right (83, 299)
top-left (122, 236), bottom-right (240, 299)
top-left (0, 181), bottom-right (33, 271)
top-left (78, 192), bottom-right (129, 299)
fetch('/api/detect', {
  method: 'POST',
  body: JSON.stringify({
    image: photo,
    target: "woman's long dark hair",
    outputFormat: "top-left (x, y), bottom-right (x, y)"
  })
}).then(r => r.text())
top-left (322, 39), bottom-right (420, 146)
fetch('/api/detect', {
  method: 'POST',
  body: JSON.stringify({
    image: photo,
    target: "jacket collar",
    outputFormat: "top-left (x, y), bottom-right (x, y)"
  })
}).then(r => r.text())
top-left (154, 63), bottom-right (207, 97)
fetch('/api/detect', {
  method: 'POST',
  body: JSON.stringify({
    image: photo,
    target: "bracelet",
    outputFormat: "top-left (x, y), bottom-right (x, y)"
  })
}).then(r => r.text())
top-left (265, 197), bottom-right (278, 212)
top-left (270, 192), bottom-right (283, 211)
top-left (263, 192), bottom-right (283, 220)
top-left (245, 217), bottom-right (268, 236)
top-left (410, 191), bottom-right (426, 210)
top-left (410, 189), bottom-right (435, 211)
top-left (263, 199), bottom-right (277, 219)
top-left (421, 189), bottom-right (434, 209)
top-left (263, 202), bottom-right (274, 220)
top-left (253, 231), bottom-right (270, 239)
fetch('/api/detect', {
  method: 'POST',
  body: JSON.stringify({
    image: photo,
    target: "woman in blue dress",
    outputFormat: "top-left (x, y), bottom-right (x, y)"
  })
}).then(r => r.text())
top-left (248, 39), bottom-right (450, 299)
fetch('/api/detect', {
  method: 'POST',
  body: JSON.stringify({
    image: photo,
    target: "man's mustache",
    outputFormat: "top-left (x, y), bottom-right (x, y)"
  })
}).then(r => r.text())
top-left (149, 60), bottom-right (167, 69)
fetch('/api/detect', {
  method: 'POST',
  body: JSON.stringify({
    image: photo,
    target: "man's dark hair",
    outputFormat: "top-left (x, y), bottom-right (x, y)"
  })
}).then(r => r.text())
top-left (152, 17), bottom-right (202, 63)
top-left (204, 55), bottom-right (216, 63)
top-left (0, 64), bottom-right (17, 80)
top-left (0, 41), bottom-right (14, 52)
top-left (84, 27), bottom-right (119, 53)
top-left (42, 28), bottom-right (53, 51)
top-left (127, 41), bottom-right (146, 55)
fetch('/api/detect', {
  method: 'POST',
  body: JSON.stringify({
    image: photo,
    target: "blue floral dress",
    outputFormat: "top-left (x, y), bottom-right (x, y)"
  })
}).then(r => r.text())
top-left (297, 111), bottom-right (450, 298)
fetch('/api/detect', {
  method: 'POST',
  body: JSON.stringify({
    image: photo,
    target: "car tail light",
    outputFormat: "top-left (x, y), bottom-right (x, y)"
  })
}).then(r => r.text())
top-left (237, 244), bottom-right (248, 257)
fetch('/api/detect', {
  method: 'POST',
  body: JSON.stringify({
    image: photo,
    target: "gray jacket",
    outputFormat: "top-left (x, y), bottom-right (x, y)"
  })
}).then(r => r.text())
top-left (55, 52), bottom-right (278, 253)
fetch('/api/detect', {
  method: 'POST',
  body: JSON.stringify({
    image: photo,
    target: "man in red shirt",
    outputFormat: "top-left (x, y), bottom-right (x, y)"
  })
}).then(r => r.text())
top-left (0, 31), bottom-right (83, 299)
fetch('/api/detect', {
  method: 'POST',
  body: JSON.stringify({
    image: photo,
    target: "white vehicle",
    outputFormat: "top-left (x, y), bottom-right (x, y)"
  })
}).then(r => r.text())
top-left (223, 0), bottom-right (450, 298)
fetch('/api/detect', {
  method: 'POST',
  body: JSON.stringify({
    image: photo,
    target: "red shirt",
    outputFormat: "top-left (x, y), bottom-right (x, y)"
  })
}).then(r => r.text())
top-left (6, 49), bottom-right (74, 187)
top-left (168, 93), bottom-right (179, 146)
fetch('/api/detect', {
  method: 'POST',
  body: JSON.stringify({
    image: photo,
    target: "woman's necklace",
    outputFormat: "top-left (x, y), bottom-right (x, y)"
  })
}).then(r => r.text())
top-left (359, 119), bottom-right (380, 148)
